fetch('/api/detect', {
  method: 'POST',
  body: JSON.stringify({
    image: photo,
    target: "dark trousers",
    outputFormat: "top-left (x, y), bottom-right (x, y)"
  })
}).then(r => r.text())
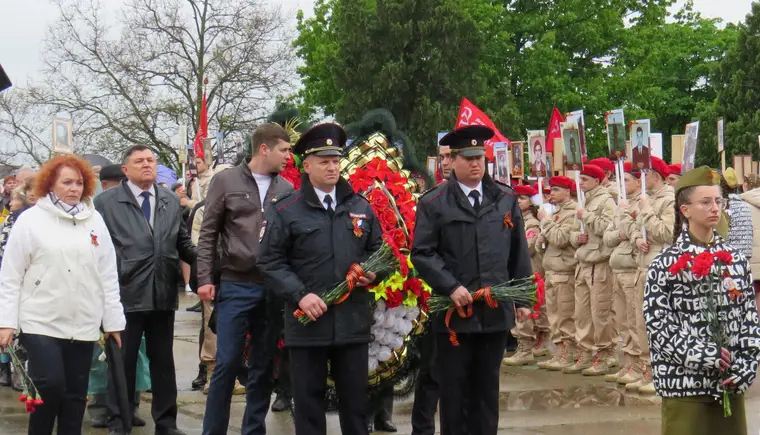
top-left (202, 281), bottom-right (273, 435)
top-left (436, 331), bottom-right (507, 435)
top-left (108, 311), bottom-right (178, 431)
top-left (290, 344), bottom-right (369, 435)
top-left (411, 331), bottom-right (439, 435)
top-left (21, 334), bottom-right (93, 435)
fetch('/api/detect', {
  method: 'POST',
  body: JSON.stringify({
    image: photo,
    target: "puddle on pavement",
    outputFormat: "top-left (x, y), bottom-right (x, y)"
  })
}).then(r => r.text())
top-left (502, 384), bottom-right (660, 411)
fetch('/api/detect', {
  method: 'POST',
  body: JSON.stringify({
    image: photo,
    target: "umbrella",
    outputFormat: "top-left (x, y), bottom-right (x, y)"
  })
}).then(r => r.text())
top-left (105, 335), bottom-right (133, 434)
top-left (157, 164), bottom-right (178, 185)
top-left (82, 154), bottom-right (112, 168)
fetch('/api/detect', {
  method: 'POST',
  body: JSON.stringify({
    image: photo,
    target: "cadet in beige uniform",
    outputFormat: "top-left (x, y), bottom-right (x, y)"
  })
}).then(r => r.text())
top-left (602, 162), bottom-right (643, 383)
top-left (503, 185), bottom-right (550, 366)
top-left (626, 156), bottom-right (675, 394)
top-left (588, 158), bottom-right (618, 203)
top-left (536, 176), bottom-right (581, 371)
top-left (566, 164), bottom-right (617, 375)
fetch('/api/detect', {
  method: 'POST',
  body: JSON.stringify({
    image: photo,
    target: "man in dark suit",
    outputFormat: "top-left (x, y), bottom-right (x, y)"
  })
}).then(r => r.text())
top-left (95, 144), bottom-right (196, 435)
top-left (631, 126), bottom-right (650, 169)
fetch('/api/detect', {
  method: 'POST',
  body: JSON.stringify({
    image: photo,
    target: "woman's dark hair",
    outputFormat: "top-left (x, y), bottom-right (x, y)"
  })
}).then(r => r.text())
top-left (719, 177), bottom-right (738, 198)
top-left (673, 186), bottom-right (695, 243)
top-left (518, 194), bottom-right (539, 218)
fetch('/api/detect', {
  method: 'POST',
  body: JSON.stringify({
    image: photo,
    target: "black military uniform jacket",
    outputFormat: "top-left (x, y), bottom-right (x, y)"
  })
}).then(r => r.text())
top-left (257, 174), bottom-right (384, 347)
top-left (411, 173), bottom-right (533, 334)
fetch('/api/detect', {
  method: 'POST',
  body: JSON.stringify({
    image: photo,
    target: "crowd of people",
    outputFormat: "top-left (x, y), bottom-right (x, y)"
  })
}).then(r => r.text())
top-left (0, 119), bottom-right (757, 435)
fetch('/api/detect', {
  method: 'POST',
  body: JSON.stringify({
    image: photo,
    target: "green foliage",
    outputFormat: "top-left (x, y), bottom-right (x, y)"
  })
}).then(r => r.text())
top-left (295, 0), bottom-right (739, 163)
top-left (716, 2), bottom-right (760, 163)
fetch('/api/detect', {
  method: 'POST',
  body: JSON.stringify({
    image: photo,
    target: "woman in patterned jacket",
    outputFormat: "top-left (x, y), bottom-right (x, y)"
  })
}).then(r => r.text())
top-left (644, 166), bottom-right (760, 435)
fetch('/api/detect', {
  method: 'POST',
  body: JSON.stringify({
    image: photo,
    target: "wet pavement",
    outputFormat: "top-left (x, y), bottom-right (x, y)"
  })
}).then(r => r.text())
top-left (2, 293), bottom-right (760, 434)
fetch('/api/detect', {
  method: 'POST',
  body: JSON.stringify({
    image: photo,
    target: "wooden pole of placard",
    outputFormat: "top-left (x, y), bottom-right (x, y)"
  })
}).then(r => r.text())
top-left (721, 150), bottom-right (726, 173)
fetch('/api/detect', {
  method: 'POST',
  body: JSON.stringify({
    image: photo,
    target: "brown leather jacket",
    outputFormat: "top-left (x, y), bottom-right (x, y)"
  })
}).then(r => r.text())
top-left (196, 161), bottom-right (294, 286)
top-left (540, 199), bottom-right (580, 273)
top-left (572, 185), bottom-right (616, 264)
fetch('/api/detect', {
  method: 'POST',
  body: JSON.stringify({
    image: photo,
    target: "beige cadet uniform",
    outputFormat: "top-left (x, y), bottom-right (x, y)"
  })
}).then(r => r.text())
top-left (536, 200), bottom-right (580, 370)
top-left (187, 167), bottom-right (214, 209)
top-left (504, 211), bottom-right (550, 365)
top-left (566, 186), bottom-right (616, 374)
top-left (628, 184), bottom-right (675, 391)
top-left (601, 194), bottom-right (641, 381)
top-left (604, 181), bottom-right (618, 203)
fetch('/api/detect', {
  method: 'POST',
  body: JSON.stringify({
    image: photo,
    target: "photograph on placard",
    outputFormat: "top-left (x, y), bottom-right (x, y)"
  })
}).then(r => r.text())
top-left (682, 121), bottom-right (700, 173)
top-left (567, 110), bottom-right (587, 158)
top-left (426, 156), bottom-right (437, 177)
top-left (512, 142), bottom-right (524, 178)
top-left (493, 142), bottom-right (509, 183)
top-left (718, 118), bottom-right (725, 153)
top-left (52, 118), bottom-right (73, 154)
top-left (527, 131), bottom-right (547, 177)
top-left (606, 109), bottom-right (626, 159)
top-left (561, 122), bottom-right (582, 170)
top-left (631, 121), bottom-right (651, 170)
top-left (546, 152), bottom-right (554, 177)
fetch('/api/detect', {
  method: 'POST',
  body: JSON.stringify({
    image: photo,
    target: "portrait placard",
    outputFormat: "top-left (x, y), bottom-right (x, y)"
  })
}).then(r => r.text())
top-left (527, 130), bottom-right (547, 177)
top-left (511, 142), bottom-right (524, 178)
top-left (682, 121), bottom-right (700, 173)
top-left (561, 122), bottom-right (582, 171)
top-left (52, 118), bottom-right (73, 154)
top-left (493, 142), bottom-right (509, 183)
top-left (717, 118), bottom-right (725, 153)
top-left (606, 109), bottom-right (626, 159)
top-left (566, 110), bottom-right (587, 159)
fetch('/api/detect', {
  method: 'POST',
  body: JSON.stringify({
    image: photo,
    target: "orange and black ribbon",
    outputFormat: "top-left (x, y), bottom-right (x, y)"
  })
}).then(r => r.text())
top-left (293, 264), bottom-right (366, 319)
top-left (444, 287), bottom-right (499, 346)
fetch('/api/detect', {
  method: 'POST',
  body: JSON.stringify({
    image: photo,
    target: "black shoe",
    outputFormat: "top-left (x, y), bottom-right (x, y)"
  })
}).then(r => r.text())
top-left (10, 369), bottom-right (23, 391)
top-left (191, 364), bottom-right (207, 390)
top-left (271, 393), bottom-right (290, 412)
top-left (367, 422), bottom-right (374, 433)
top-left (373, 418), bottom-right (397, 433)
top-left (132, 413), bottom-right (146, 427)
top-left (0, 363), bottom-right (10, 387)
top-left (91, 415), bottom-right (108, 428)
top-left (155, 429), bottom-right (186, 435)
top-left (186, 301), bottom-right (202, 312)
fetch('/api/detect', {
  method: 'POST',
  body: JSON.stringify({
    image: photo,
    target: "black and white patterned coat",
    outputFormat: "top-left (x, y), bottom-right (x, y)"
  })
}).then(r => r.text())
top-left (644, 229), bottom-right (760, 400)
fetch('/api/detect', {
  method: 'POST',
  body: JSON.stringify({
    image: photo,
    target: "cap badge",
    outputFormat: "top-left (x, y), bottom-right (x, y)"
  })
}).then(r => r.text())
top-left (326, 139), bottom-right (333, 146)
top-left (471, 139), bottom-right (477, 146)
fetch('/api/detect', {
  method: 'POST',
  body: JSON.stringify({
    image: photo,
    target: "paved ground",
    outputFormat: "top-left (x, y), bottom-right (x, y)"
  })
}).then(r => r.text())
top-left (2, 293), bottom-right (760, 434)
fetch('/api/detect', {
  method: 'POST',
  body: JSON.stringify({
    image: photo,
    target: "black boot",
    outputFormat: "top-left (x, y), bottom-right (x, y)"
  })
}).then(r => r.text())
top-left (186, 301), bottom-right (202, 312)
top-left (191, 363), bottom-right (207, 390)
top-left (0, 362), bottom-right (10, 387)
top-left (373, 393), bottom-right (397, 433)
top-left (271, 392), bottom-right (290, 412)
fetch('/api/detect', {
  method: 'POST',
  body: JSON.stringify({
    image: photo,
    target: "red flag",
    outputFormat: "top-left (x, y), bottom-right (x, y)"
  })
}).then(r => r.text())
top-left (193, 91), bottom-right (208, 159)
top-left (546, 107), bottom-right (564, 153)
top-left (456, 98), bottom-right (508, 160)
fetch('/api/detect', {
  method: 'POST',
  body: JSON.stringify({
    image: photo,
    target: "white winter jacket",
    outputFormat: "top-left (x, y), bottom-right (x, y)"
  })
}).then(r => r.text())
top-left (0, 195), bottom-right (126, 341)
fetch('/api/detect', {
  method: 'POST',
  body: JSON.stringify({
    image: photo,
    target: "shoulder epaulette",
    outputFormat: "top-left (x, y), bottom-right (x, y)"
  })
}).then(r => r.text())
top-left (274, 192), bottom-right (301, 212)
top-left (419, 183), bottom-right (446, 202)
top-left (493, 180), bottom-right (516, 196)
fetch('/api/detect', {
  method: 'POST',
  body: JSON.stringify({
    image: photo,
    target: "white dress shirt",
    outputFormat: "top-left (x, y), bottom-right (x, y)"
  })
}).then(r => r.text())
top-left (457, 181), bottom-right (483, 207)
top-left (314, 186), bottom-right (337, 210)
top-left (127, 180), bottom-right (156, 227)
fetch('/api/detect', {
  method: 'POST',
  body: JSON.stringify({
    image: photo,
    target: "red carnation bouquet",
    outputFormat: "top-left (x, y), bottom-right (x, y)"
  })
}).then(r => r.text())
top-left (668, 249), bottom-right (736, 417)
top-left (6, 346), bottom-right (43, 413)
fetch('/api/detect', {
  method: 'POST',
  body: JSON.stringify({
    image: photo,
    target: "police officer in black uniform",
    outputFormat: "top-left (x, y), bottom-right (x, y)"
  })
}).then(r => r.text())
top-left (411, 125), bottom-right (533, 435)
top-left (257, 123), bottom-right (383, 435)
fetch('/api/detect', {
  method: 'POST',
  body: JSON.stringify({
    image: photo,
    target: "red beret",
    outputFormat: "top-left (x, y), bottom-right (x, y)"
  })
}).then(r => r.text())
top-left (588, 158), bottom-right (614, 173)
top-left (668, 164), bottom-right (682, 176)
top-left (623, 161), bottom-right (641, 178)
top-left (515, 185), bottom-right (538, 197)
top-left (581, 164), bottom-right (605, 182)
top-left (651, 156), bottom-right (670, 179)
top-left (549, 176), bottom-right (574, 191)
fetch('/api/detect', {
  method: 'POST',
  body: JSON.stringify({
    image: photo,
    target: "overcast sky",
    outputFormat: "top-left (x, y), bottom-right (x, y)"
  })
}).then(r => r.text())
top-left (0, 0), bottom-right (754, 86)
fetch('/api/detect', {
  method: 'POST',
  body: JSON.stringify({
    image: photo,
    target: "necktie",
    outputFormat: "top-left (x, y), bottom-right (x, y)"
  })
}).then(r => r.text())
top-left (140, 191), bottom-right (152, 223)
top-left (469, 190), bottom-right (481, 212)
top-left (324, 195), bottom-right (335, 218)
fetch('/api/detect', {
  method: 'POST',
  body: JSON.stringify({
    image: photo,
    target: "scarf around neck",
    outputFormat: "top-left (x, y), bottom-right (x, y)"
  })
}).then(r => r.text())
top-left (48, 192), bottom-right (84, 216)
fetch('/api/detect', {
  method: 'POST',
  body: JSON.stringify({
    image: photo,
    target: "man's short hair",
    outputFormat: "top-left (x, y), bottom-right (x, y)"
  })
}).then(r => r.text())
top-left (251, 124), bottom-right (291, 156)
top-left (123, 144), bottom-right (153, 163)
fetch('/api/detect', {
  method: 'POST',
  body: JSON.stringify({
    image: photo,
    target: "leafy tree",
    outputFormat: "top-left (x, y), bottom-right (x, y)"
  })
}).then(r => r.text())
top-left (716, 2), bottom-right (760, 163)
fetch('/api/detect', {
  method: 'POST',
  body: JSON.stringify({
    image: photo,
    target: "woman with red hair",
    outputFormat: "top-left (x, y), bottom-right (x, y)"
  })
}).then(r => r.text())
top-left (0, 154), bottom-right (125, 435)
